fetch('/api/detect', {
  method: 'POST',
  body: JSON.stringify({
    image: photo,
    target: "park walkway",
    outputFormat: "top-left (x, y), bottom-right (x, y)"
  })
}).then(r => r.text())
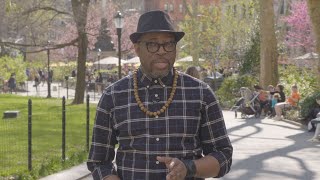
top-left (40, 110), bottom-right (320, 180)
top-left (16, 81), bottom-right (101, 103)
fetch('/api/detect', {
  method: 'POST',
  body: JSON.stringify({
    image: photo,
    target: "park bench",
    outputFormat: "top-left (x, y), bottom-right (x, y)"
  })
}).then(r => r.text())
top-left (308, 117), bottom-right (320, 142)
top-left (3, 110), bottom-right (20, 119)
top-left (282, 104), bottom-right (301, 121)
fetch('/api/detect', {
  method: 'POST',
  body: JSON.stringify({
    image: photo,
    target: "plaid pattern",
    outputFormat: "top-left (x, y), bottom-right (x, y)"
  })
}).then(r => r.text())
top-left (87, 68), bottom-right (233, 180)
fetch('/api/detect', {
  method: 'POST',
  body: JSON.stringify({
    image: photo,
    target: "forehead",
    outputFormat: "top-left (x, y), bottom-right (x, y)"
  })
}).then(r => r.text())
top-left (139, 32), bottom-right (175, 41)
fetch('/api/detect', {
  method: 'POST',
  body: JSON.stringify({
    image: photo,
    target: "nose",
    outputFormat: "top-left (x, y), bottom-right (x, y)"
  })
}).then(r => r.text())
top-left (156, 45), bottom-right (166, 54)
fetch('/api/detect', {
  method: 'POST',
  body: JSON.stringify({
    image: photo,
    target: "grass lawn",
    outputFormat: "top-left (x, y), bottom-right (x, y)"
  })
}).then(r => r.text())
top-left (0, 94), bottom-right (97, 179)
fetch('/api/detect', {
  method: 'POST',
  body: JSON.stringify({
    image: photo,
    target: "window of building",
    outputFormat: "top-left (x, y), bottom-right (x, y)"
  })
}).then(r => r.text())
top-left (164, 3), bottom-right (168, 12)
top-left (169, 4), bottom-right (174, 12)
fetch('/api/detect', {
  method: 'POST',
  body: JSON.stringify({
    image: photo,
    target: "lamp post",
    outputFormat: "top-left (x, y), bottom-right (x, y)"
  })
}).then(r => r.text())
top-left (97, 48), bottom-right (101, 72)
top-left (114, 11), bottom-right (124, 79)
top-left (46, 41), bottom-right (51, 98)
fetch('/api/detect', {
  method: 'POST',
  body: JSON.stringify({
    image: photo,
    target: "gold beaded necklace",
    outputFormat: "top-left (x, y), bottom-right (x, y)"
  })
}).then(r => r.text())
top-left (133, 68), bottom-right (178, 118)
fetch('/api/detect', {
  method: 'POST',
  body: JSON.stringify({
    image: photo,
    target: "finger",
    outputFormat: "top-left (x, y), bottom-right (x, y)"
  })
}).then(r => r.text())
top-left (157, 156), bottom-right (174, 169)
top-left (167, 161), bottom-right (186, 180)
top-left (169, 159), bottom-right (176, 169)
top-left (157, 156), bottom-right (172, 164)
top-left (166, 169), bottom-right (181, 180)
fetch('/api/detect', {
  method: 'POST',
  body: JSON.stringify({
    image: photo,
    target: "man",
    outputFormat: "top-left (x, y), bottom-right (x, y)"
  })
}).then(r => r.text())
top-left (87, 10), bottom-right (233, 180)
top-left (8, 73), bottom-right (16, 94)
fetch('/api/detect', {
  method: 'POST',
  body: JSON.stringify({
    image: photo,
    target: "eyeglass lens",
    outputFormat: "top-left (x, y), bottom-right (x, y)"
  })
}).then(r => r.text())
top-left (145, 42), bottom-right (176, 53)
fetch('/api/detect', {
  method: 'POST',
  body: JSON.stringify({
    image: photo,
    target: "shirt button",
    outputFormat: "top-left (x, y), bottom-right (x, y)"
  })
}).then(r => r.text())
top-left (162, 85), bottom-right (166, 87)
top-left (156, 161), bottom-right (160, 164)
top-left (154, 80), bottom-right (158, 83)
top-left (155, 94), bottom-right (158, 97)
top-left (156, 138), bottom-right (160, 141)
top-left (146, 85), bottom-right (150, 88)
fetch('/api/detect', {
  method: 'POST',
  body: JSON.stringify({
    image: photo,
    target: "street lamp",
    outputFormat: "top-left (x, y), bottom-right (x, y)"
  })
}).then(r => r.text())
top-left (97, 48), bottom-right (101, 72)
top-left (114, 11), bottom-right (124, 79)
top-left (46, 40), bottom-right (52, 98)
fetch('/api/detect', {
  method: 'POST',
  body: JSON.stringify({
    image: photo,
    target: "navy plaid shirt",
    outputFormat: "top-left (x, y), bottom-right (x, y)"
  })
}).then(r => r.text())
top-left (87, 68), bottom-right (233, 180)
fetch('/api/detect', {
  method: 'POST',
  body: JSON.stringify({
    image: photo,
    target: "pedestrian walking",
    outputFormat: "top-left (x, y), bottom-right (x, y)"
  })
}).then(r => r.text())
top-left (87, 10), bottom-right (233, 180)
top-left (7, 73), bottom-right (16, 94)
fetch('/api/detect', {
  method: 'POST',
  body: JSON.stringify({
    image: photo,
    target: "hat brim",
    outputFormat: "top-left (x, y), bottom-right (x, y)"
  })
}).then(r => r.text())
top-left (130, 30), bottom-right (185, 43)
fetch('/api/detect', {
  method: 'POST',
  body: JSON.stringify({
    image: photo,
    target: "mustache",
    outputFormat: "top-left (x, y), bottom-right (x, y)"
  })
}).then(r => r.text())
top-left (152, 55), bottom-right (172, 62)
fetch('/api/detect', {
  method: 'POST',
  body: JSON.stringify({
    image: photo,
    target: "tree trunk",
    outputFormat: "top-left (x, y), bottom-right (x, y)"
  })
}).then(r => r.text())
top-left (71, 0), bottom-right (90, 104)
top-left (259, 0), bottom-right (278, 88)
top-left (307, 0), bottom-right (320, 88)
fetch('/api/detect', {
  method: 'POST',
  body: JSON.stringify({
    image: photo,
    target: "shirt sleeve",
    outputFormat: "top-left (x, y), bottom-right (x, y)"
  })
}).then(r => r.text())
top-left (87, 92), bottom-right (118, 180)
top-left (200, 87), bottom-right (233, 178)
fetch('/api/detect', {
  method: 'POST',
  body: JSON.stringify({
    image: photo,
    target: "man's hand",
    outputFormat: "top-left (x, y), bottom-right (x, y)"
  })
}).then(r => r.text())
top-left (157, 156), bottom-right (187, 180)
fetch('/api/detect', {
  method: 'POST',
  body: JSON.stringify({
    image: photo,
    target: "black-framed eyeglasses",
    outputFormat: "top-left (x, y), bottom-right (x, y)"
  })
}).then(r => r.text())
top-left (138, 41), bottom-right (177, 53)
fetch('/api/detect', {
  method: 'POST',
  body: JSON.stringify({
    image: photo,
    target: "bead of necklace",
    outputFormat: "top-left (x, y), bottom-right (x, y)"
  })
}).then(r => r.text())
top-left (133, 68), bottom-right (178, 118)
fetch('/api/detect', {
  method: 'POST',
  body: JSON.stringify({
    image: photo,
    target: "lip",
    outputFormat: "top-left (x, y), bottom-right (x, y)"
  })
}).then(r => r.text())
top-left (152, 61), bottom-right (169, 69)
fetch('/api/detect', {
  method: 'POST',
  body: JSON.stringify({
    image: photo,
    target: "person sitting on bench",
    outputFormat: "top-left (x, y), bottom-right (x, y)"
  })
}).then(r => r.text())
top-left (274, 84), bottom-right (300, 121)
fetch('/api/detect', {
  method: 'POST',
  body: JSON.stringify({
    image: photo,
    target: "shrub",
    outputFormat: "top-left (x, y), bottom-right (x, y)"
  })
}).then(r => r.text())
top-left (299, 91), bottom-right (320, 118)
top-left (279, 65), bottom-right (318, 99)
top-left (216, 74), bottom-right (258, 108)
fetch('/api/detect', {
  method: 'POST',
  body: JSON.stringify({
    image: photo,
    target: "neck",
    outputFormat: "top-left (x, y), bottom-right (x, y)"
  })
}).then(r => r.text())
top-left (140, 67), bottom-right (171, 79)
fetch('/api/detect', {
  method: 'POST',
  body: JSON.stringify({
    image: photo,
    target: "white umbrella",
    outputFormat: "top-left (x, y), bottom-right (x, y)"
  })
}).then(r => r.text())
top-left (293, 52), bottom-right (318, 60)
top-left (122, 56), bottom-right (140, 64)
top-left (176, 56), bottom-right (205, 62)
top-left (93, 56), bottom-right (125, 65)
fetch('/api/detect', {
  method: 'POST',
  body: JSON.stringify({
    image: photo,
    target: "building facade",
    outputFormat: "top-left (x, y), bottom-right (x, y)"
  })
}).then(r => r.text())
top-left (144, 0), bottom-right (220, 22)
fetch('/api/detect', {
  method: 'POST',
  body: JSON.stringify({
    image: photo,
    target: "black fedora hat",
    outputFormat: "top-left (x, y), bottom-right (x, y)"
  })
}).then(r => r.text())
top-left (130, 10), bottom-right (185, 43)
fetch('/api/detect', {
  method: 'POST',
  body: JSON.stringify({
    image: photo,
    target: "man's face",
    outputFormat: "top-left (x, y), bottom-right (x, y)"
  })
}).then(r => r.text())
top-left (134, 32), bottom-right (176, 78)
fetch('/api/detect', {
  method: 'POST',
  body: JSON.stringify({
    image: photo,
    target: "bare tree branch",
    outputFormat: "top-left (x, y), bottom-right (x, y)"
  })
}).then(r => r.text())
top-left (0, 37), bottom-right (79, 54)
top-left (22, 6), bottom-right (71, 16)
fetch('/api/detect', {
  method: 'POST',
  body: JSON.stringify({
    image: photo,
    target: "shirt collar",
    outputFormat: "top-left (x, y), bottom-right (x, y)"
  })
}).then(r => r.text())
top-left (136, 67), bottom-right (175, 88)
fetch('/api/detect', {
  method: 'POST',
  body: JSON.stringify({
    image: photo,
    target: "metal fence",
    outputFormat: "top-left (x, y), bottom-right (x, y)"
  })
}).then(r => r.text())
top-left (0, 95), bottom-right (95, 178)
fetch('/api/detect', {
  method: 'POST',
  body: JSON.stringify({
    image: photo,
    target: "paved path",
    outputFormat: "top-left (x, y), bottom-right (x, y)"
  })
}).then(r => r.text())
top-left (17, 81), bottom-right (101, 103)
top-left (219, 111), bottom-right (320, 180)
top-left (40, 110), bottom-right (320, 180)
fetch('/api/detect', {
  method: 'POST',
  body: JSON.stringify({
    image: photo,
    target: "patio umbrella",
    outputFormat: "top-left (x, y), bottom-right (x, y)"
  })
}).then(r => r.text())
top-left (293, 52), bottom-right (318, 60)
top-left (93, 56), bottom-right (125, 65)
top-left (122, 56), bottom-right (140, 64)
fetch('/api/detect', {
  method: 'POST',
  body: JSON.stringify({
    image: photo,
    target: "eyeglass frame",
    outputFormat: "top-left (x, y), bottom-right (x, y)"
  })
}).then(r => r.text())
top-left (137, 41), bottom-right (177, 53)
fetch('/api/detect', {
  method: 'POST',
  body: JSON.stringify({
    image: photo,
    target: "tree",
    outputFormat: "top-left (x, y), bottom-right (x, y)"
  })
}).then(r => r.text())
top-left (71, 0), bottom-right (90, 104)
top-left (70, 1), bottom-right (138, 104)
top-left (259, 0), bottom-right (278, 88)
top-left (284, 0), bottom-right (315, 54)
top-left (307, 0), bottom-right (320, 88)
top-left (180, 0), bottom-right (260, 72)
top-left (181, 0), bottom-right (200, 65)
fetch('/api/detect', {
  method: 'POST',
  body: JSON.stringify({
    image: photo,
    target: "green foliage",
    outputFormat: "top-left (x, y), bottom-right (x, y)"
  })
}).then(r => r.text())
top-left (52, 64), bottom-right (77, 82)
top-left (299, 91), bottom-right (320, 118)
top-left (0, 56), bottom-right (27, 83)
top-left (239, 31), bottom-right (260, 76)
top-left (216, 74), bottom-right (258, 108)
top-left (178, 0), bottom-right (260, 69)
top-left (278, 65), bottom-right (318, 119)
top-left (279, 65), bottom-right (318, 98)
